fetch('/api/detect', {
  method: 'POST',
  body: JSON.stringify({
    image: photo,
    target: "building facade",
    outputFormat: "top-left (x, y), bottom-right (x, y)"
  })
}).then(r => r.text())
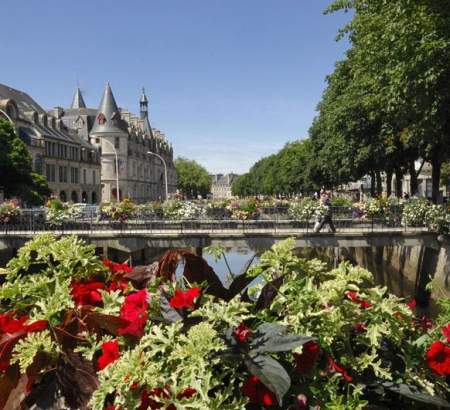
top-left (0, 83), bottom-right (101, 204)
top-left (210, 173), bottom-right (239, 199)
top-left (55, 84), bottom-right (176, 202)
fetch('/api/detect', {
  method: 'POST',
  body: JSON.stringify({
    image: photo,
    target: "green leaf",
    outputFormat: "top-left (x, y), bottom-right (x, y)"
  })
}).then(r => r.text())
top-left (250, 323), bottom-right (314, 354)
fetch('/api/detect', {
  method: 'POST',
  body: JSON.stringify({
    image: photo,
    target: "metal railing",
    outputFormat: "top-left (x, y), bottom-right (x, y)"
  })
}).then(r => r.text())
top-left (0, 206), bottom-right (427, 235)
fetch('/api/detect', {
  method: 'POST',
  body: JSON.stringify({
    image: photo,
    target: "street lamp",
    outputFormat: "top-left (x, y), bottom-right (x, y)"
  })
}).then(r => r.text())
top-left (101, 138), bottom-right (120, 202)
top-left (147, 151), bottom-right (168, 201)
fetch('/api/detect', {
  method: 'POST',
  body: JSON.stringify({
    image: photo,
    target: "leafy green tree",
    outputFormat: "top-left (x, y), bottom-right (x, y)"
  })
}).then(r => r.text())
top-left (174, 157), bottom-right (211, 198)
top-left (0, 119), bottom-right (50, 204)
top-left (326, 0), bottom-right (450, 202)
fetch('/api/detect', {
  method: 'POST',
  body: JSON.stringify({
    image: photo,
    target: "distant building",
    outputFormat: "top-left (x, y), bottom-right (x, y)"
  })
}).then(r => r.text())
top-left (0, 82), bottom-right (177, 204)
top-left (51, 83), bottom-right (177, 202)
top-left (0, 83), bottom-right (101, 204)
top-left (210, 173), bottom-right (239, 199)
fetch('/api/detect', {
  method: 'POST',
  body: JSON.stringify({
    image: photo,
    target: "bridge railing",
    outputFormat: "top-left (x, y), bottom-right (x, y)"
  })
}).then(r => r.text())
top-left (0, 205), bottom-right (428, 234)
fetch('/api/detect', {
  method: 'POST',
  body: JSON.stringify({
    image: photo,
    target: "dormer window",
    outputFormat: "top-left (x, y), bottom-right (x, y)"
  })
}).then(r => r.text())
top-left (97, 113), bottom-right (106, 125)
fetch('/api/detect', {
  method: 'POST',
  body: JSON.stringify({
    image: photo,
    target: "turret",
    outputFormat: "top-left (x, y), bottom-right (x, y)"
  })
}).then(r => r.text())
top-left (71, 87), bottom-right (86, 109)
top-left (90, 82), bottom-right (126, 136)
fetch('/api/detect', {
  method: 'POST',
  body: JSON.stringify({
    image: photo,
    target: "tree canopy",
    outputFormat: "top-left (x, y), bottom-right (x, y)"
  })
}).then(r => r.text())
top-left (174, 157), bottom-right (211, 198)
top-left (0, 119), bottom-right (50, 205)
top-left (234, 0), bottom-right (450, 202)
top-left (232, 140), bottom-right (316, 197)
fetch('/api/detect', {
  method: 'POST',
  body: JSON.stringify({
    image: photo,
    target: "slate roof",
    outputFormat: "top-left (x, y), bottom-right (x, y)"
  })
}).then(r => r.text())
top-left (90, 82), bottom-right (128, 135)
top-left (70, 87), bottom-right (86, 109)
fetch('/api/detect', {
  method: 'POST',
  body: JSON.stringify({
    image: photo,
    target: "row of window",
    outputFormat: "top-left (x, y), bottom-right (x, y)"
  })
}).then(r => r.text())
top-left (44, 141), bottom-right (99, 163)
top-left (45, 164), bottom-right (97, 185)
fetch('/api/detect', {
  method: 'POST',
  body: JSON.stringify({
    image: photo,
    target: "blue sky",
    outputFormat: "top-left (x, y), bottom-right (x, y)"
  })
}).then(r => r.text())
top-left (1, 0), bottom-right (351, 174)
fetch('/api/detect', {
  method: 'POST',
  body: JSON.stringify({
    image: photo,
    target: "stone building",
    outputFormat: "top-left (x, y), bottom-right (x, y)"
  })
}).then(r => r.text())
top-left (54, 83), bottom-right (176, 202)
top-left (0, 83), bottom-right (101, 204)
top-left (210, 173), bottom-right (239, 199)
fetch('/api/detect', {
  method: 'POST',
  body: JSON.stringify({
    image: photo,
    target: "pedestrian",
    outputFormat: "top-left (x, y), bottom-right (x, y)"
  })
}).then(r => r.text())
top-left (314, 193), bottom-right (336, 233)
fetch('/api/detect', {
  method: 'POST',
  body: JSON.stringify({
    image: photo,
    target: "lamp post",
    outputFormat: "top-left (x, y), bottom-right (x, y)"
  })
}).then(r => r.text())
top-left (0, 108), bottom-right (14, 125)
top-left (147, 151), bottom-right (168, 201)
top-left (101, 138), bottom-right (120, 202)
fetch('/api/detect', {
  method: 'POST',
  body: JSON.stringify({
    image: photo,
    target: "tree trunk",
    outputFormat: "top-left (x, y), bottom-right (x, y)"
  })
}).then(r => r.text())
top-left (386, 170), bottom-right (393, 197)
top-left (375, 171), bottom-right (382, 196)
top-left (431, 155), bottom-right (442, 204)
top-left (370, 171), bottom-right (376, 197)
top-left (395, 168), bottom-right (403, 198)
top-left (409, 161), bottom-right (418, 196)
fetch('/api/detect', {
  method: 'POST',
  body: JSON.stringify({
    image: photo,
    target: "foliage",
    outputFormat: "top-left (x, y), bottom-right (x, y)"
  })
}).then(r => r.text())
top-left (174, 157), bottom-right (211, 198)
top-left (162, 200), bottom-right (206, 220)
top-left (0, 119), bottom-right (50, 204)
top-left (1, 235), bottom-right (450, 409)
top-left (101, 198), bottom-right (137, 221)
top-left (44, 198), bottom-right (83, 224)
top-left (226, 198), bottom-right (260, 220)
top-left (232, 140), bottom-right (316, 197)
top-left (0, 200), bottom-right (20, 223)
top-left (288, 198), bottom-right (325, 221)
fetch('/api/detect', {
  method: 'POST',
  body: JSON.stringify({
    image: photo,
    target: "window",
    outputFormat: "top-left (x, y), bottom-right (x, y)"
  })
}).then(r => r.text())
top-left (115, 137), bottom-right (120, 149)
top-left (63, 167), bottom-right (68, 183)
top-left (59, 166), bottom-right (64, 182)
top-left (92, 170), bottom-right (96, 185)
top-left (71, 167), bottom-right (79, 184)
top-left (83, 169), bottom-right (87, 184)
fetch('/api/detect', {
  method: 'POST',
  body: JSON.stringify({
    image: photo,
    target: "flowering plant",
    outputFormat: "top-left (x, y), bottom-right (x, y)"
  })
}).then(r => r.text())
top-left (226, 198), bottom-right (260, 220)
top-left (0, 200), bottom-right (20, 224)
top-left (1, 235), bottom-right (450, 409)
top-left (162, 200), bottom-right (206, 220)
top-left (101, 198), bottom-right (137, 221)
top-left (44, 198), bottom-right (83, 224)
top-left (288, 198), bottom-right (325, 221)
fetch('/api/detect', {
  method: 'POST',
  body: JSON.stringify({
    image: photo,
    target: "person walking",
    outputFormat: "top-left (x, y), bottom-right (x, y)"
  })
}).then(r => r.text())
top-left (314, 193), bottom-right (336, 233)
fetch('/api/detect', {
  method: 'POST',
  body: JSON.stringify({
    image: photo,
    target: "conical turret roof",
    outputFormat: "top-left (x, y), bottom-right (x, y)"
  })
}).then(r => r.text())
top-left (90, 82), bottom-right (127, 135)
top-left (71, 87), bottom-right (86, 109)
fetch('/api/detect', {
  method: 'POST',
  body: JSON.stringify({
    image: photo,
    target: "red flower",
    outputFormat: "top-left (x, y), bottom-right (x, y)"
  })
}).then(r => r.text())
top-left (407, 299), bottom-right (417, 310)
top-left (426, 341), bottom-right (450, 376)
top-left (71, 280), bottom-right (105, 307)
top-left (118, 290), bottom-right (149, 338)
top-left (293, 341), bottom-right (321, 373)
top-left (107, 278), bottom-right (129, 293)
top-left (242, 375), bottom-right (277, 407)
top-left (169, 288), bottom-right (201, 309)
top-left (417, 315), bottom-right (433, 332)
top-left (442, 325), bottom-right (450, 343)
top-left (346, 291), bottom-right (371, 309)
top-left (234, 323), bottom-right (252, 343)
top-left (353, 322), bottom-right (366, 333)
top-left (0, 313), bottom-right (28, 335)
top-left (140, 387), bottom-right (170, 409)
top-left (104, 259), bottom-right (132, 274)
top-left (97, 340), bottom-right (120, 370)
top-left (177, 387), bottom-right (197, 399)
top-left (0, 313), bottom-right (48, 336)
top-left (327, 355), bottom-right (353, 382)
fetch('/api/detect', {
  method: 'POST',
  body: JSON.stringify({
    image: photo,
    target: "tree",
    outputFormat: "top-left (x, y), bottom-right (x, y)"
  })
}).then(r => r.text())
top-left (326, 0), bottom-right (450, 202)
top-left (231, 140), bottom-right (317, 197)
top-left (174, 157), bottom-right (211, 198)
top-left (0, 118), bottom-right (50, 204)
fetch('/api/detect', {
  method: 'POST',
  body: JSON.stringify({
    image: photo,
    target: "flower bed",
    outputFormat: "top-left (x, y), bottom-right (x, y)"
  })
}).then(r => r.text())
top-left (1, 235), bottom-right (450, 409)
top-left (288, 198), bottom-right (326, 221)
top-left (44, 198), bottom-right (83, 225)
top-left (0, 200), bottom-right (20, 224)
top-left (101, 199), bottom-right (137, 222)
top-left (226, 199), bottom-right (260, 220)
top-left (162, 200), bottom-right (206, 220)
